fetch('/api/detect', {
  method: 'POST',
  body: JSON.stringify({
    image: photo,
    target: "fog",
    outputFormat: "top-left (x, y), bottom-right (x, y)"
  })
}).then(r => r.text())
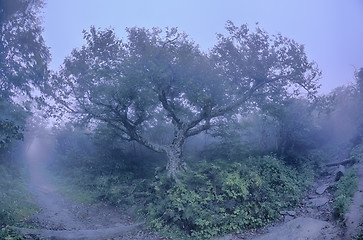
top-left (1, 0), bottom-right (363, 239)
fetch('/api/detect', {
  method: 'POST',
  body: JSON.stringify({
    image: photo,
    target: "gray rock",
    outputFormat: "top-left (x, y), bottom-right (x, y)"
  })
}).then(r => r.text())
top-left (316, 184), bottom-right (329, 195)
top-left (308, 194), bottom-right (318, 199)
top-left (335, 165), bottom-right (345, 181)
top-left (307, 197), bottom-right (329, 207)
top-left (279, 211), bottom-right (287, 215)
top-left (286, 210), bottom-right (296, 216)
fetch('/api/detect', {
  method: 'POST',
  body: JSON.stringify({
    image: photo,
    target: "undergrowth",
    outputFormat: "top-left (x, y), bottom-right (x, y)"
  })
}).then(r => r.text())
top-left (145, 155), bottom-right (313, 239)
top-left (0, 226), bottom-right (26, 240)
top-left (50, 154), bottom-right (314, 239)
top-left (45, 168), bottom-right (98, 204)
top-left (0, 164), bottom-right (37, 226)
top-left (332, 167), bottom-right (358, 220)
top-left (0, 163), bottom-right (37, 240)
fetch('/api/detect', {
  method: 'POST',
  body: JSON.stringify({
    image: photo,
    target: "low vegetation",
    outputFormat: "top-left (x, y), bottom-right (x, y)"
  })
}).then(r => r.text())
top-left (332, 144), bottom-right (362, 221)
top-left (0, 164), bottom-right (37, 227)
top-left (332, 167), bottom-right (358, 220)
top-left (0, 162), bottom-right (36, 240)
top-left (145, 156), bottom-right (313, 239)
top-left (50, 146), bottom-right (314, 239)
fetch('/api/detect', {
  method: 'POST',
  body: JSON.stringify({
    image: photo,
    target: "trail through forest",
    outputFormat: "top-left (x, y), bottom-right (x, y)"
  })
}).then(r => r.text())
top-left (15, 142), bottom-right (161, 240)
top-left (14, 139), bottom-right (363, 240)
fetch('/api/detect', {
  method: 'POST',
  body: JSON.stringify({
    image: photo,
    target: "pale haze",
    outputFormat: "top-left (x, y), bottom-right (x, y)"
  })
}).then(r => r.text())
top-left (42, 0), bottom-right (363, 93)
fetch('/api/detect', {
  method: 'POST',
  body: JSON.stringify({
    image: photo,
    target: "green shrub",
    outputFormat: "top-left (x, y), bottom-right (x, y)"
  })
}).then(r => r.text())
top-left (0, 226), bottom-right (25, 240)
top-left (145, 155), bottom-right (313, 239)
top-left (332, 167), bottom-right (358, 219)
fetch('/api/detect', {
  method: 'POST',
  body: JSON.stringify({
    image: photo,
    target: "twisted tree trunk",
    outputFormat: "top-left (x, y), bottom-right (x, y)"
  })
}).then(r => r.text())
top-left (165, 131), bottom-right (187, 179)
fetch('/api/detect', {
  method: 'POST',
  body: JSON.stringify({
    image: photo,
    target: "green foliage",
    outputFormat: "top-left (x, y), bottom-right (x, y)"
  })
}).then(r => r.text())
top-left (0, 101), bottom-right (29, 151)
top-left (0, 0), bottom-right (48, 157)
top-left (332, 167), bottom-right (358, 219)
top-left (350, 144), bottom-right (363, 163)
top-left (0, 226), bottom-right (25, 240)
top-left (47, 21), bottom-right (320, 177)
top-left (145, 156), bottom-right (313, 239)
top-left (50, 126), bottom-right (162, 206)
top-left (0, 0), bottom-right (49, 100)
top-left (0, 163), bottom-right (38, 226)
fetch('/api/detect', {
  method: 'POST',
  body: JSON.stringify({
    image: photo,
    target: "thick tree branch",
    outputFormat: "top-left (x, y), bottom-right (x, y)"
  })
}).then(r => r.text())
top-left (186, 120), bottom-right (211, 137)
top-left (158, 89), bottom-right (182, 127)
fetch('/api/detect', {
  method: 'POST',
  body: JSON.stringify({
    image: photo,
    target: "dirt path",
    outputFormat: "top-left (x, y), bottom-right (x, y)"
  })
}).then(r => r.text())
top-left (17, 140), bottom-right (162, 240)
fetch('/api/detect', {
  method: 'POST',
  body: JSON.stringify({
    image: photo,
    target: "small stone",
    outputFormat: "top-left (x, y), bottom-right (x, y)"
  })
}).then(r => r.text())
top-left (287, 211), bottom-right (296, 216)
top-left (279, 211), bottom-right (287, 215)
top-left (307, 197), bottom-right (329, 207)
top-left (316, 184), bottom-right (329, 195)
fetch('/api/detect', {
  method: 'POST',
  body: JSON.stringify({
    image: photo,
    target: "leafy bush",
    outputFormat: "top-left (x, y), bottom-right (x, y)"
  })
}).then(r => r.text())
top-left (145, 156), bottom-right (313, 239)
top-left (0, 226), bottom-right (25, 240)
top-left (332, 167), bottom-right (358, 219)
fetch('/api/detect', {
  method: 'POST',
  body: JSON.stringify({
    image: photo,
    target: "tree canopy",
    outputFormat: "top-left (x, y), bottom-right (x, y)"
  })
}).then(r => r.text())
top-left (0, 0), bottom-right (49, 150)
top-left (48, 22), bottom-right (321, 177)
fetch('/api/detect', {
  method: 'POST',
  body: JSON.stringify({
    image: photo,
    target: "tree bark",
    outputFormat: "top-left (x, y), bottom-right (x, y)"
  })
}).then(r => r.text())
top-left (165, 132), bottom-right (187, 179)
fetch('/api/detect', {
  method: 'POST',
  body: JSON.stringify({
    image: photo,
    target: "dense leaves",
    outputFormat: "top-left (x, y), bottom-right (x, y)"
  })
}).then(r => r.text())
top-left (146, 156), bottom-right (313, 239)
top-left (0, 0), bottom-right (49, 152)
top-left (0, 0), bottom-right (49, 99)
top-left (47, 23), bottom-right (320, 176)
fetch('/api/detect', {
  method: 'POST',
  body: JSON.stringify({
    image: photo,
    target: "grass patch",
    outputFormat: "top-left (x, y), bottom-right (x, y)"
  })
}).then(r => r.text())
top-left (45, 168), bottom-right (98, 204)
top-left (0, 226), bottom-right (26, 240)
top-left (332, 167), bottom-right (358, 220)
top-left (0, 163), bottom-right (38, 240)
top-left (0, 163), bottom-right (38, 226)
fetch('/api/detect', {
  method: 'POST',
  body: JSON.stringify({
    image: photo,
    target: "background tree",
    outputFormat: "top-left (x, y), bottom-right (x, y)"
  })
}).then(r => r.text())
top-left (0, 0), bottom-right (49, 152)
top-left (48, 22), bottom-right (320, 178)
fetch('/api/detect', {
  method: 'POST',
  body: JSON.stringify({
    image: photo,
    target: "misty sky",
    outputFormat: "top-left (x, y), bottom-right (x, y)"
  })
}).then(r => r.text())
top-left (42, 0), bottom-right (363, 94)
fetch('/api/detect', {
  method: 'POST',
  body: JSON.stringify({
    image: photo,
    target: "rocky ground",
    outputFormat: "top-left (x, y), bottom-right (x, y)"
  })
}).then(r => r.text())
top-left (217, 161), bottom-right (363, 240)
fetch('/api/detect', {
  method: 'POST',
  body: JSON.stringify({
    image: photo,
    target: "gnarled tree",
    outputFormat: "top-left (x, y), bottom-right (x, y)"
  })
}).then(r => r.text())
top-left (48, 22), bottom-right (320, 178)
